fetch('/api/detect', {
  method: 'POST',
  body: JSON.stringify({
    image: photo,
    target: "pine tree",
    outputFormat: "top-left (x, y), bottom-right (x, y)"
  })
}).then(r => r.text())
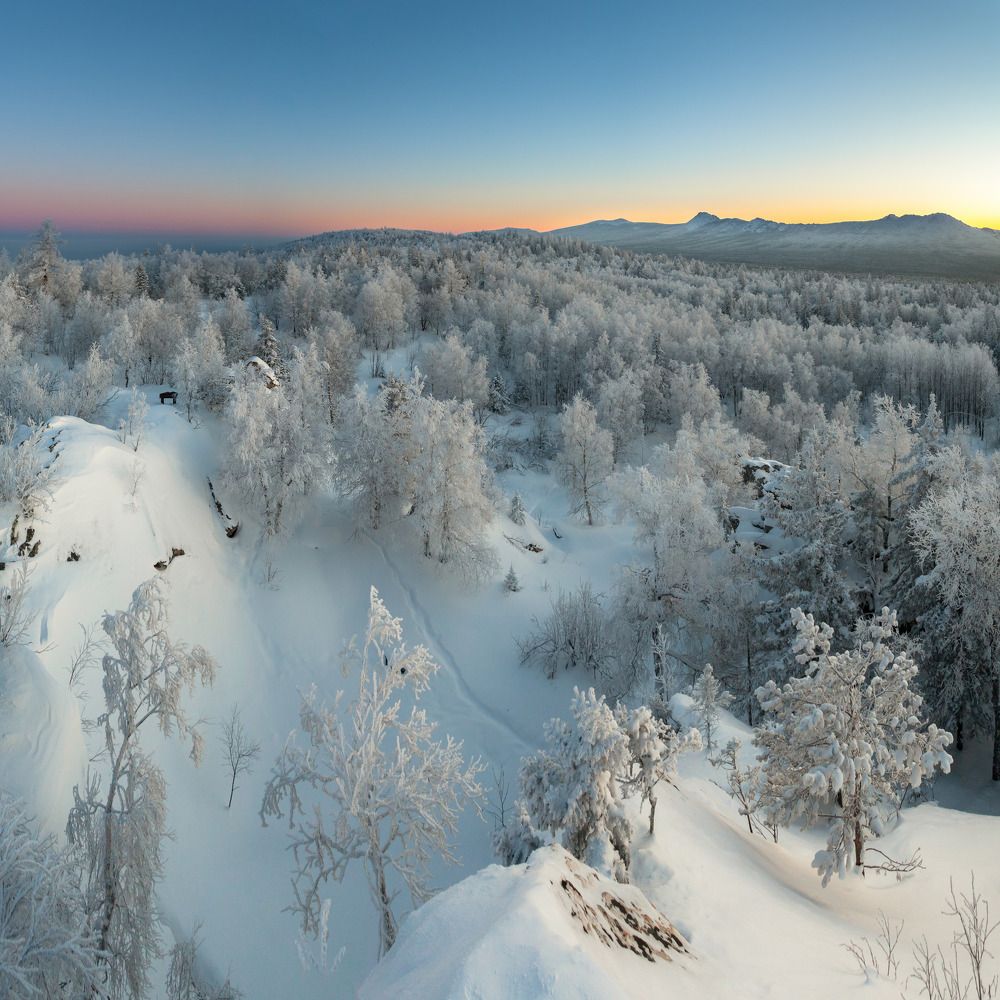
top-left (690, 663), bottom-right (734, 751)
top-left (133, 263), bottom-right (149, 298)
top-left (518, 687), bottom-right (633, 881)
top-left (254, 316), bottom-right (286, 380)
top-left (23, 221), bottom-right (63, 297)
top-left (509, 491), bottom-right (526, 525)
top-left (504, 565), bottom-right (521, 592)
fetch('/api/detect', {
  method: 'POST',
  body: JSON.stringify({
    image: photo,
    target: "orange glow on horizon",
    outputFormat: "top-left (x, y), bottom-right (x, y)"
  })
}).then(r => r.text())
top-left (2, 178), bottom-right (997, 238)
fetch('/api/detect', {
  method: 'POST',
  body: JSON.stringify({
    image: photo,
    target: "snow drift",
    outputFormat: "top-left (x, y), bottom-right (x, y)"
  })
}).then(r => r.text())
top-left (359, 844), bottom-right (691, 1000)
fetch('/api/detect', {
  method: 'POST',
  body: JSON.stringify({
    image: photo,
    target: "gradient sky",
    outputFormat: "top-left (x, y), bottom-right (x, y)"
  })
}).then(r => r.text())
top-left (2, 0), bottom-right (998, 238)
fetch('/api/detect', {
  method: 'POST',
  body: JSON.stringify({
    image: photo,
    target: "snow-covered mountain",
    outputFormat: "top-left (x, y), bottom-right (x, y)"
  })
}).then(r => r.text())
top-left (547, 212), bottom-right (1000, 281)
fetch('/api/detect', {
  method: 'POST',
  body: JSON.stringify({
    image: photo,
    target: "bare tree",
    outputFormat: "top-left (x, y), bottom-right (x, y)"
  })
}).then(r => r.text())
top-left (220, 705), bottom-right (261, 809)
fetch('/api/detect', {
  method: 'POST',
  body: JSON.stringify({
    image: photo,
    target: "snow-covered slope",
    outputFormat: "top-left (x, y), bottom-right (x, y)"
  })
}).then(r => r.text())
top-left (360, 845), bottom-right (691, 1000)
top-left (548, 212), bottom-right (1000, 281)
top-left (0, 643), bottom-right (83, 835)
top-left (7, 388), bottom-right (1000, 997)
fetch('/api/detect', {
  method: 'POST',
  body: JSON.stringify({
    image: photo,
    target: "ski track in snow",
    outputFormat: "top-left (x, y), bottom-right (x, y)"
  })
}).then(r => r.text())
top-left (364, 531), bottom-right (535, 755)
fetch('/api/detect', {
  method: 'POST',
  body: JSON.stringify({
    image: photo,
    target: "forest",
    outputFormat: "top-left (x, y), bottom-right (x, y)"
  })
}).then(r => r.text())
top-left (3, 222), bottom-right (1000, 997)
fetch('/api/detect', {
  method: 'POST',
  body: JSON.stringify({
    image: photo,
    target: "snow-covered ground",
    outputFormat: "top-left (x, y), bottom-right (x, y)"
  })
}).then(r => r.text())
top-left (4, 386), bottom-right (1000, 997)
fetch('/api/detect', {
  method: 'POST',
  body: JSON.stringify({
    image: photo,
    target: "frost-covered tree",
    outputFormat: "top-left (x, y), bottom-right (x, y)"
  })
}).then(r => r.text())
top-left (175, 319), bottom-right (227, 421)
top-left (503, 565), bottom-right (521, 593)
top-left (116, 387), bottom-right (148, 452)
top-left (133, 263), bottom-right (149, 299)
top-left (216, 287), bottom-right (252, 362)
top-left (66, 579), bottom-right (217, 999)
top-left (61, 343), bottom-right (114, 421)
top-left (0, 417), bottom-right (55, 517)
top-left (165, 926), bottom-right (243, 1000)
top-left (260, 588), bottom-right (482, 957)
top-left (755, 608), bottom-right (952, 885)
top-left (104, 313), bottom-right (140, 388)
top-left (0, 793), bottom-right (99, 997)
top-left (334, 385), bottom-right (401, 531)
top-left (420, 332), bottom-right (489, 415)
top-left (95, 253), bottom-right (132, 308)
top-left (22, 221), bottom-right (63, 299)
top-left (754, 436), bottom-right (856, 650)
top-left (615, 704), bottom-right (700, 834)
top-left (508, 491), bottom-right (526, 525)
top-left (253, 316), bottom-right (286, 380)
top-left (0, 563), bottom-right (36, 648)
top-left (309, 310), bottom-right (357, 422)
top-left (612, 445), bottom-right (725, 695)
top-left (597, 372), bottom-right (644, 464)
top-left (224, 351), bottom-right (332, 536)
top-left (690, 664), bottom-right (734, 751)
top-left (558, 394), bottom-right (613, 525)
top-left (910, 464), bottom-right (1000, 779)
top-left (518, 687), bottom-right (632, 881)
top-left (409, 396), bottom-right (496, 578)
top-left (847, 396), bottom-right (919, 611)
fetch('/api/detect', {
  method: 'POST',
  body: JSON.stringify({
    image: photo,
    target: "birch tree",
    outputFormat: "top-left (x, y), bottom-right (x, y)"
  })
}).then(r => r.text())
top-left (66, 579), bottom-right (217, 999)
top-left (260, 588), bottom-right (482, 957)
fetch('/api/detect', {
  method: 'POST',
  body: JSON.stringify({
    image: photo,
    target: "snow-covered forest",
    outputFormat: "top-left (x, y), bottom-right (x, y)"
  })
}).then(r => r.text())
top-left (5, 221), bottom-right (1000, 998)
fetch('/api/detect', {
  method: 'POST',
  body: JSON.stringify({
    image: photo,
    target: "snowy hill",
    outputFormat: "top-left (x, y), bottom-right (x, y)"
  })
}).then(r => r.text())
top-left (548, 212), bottom-right (1000, 281)
top-left (360, 845), bottom-right (691, 1000)
top-left (4, 390), bottom-right (1000, 997)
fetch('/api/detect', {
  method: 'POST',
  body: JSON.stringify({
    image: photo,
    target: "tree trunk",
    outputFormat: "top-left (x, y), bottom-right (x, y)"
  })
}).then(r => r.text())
top-left (992, 670), bottom-right (1000, 782)
top-left (648, 797), bottom-right (656, 836)
top-left (372, 848), bottom-right (396, 956)
top-left (854, 819), bottom-right (864, 869)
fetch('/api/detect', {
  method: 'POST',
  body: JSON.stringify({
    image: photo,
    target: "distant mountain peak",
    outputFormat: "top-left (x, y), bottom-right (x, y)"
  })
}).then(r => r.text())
top-left (687, 211), bottom-right (720, 226)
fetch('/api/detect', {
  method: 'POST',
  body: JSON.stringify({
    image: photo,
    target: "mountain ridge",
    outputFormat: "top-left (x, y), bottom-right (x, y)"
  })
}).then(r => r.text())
top-left (545, 211), bottom-right (1000, 281)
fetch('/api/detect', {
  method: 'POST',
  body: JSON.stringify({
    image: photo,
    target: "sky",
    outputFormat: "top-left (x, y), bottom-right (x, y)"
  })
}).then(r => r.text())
top-left (1, 0), bottom-right (998, 241)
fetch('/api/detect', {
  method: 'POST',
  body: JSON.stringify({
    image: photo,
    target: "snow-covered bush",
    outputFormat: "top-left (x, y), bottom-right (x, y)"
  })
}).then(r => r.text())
top-left (0, 418), bottom-right (55, 517)
top-left (754, 607), bottom-right (953, 885)
top-left (518, 582), bottom-right (615, 680)
top-left (260, 588), bottom-right (483, 957)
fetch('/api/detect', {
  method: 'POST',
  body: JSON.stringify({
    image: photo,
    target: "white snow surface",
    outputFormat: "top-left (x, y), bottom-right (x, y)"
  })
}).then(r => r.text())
top-left (5, 386), bottom-right (1000, 997)
top-left (360, 844), bottom-right (693, 1000)
top-left (0, 643), bottom-right (84, 835)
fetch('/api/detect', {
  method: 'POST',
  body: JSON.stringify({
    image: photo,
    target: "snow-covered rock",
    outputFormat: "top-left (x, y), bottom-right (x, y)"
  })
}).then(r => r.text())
top-left (0, 643), bottom-right (83, 835)
top-left (360, 845), bottom-right (691, 1000)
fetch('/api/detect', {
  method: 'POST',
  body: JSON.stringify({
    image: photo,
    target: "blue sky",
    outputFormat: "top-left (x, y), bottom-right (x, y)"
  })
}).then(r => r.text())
top-left (2, 0), bottom-right (997, 235)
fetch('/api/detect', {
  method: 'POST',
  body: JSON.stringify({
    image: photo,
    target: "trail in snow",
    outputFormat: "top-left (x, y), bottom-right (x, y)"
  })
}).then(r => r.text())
top-left (364, 531), bottom-right (535, 756)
